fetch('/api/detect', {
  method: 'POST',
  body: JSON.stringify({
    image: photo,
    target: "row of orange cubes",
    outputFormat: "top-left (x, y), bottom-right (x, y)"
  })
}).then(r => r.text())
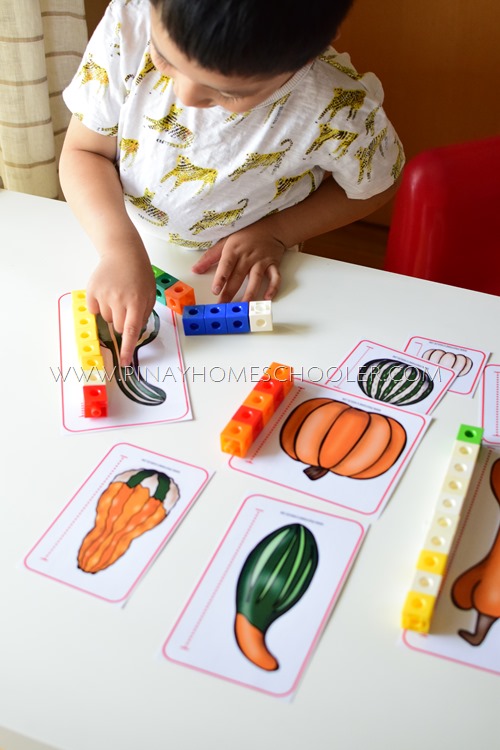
top-left (220, 362), bottom-right (294, 457)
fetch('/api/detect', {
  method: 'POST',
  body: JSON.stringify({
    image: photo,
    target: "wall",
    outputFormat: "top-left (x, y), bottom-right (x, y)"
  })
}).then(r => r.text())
top-left (85, 0), bottom-right (500, 225)
top-left (84, 0), bottom-right (108, 36)
top-left (338, 0), bottom-right (500, 152)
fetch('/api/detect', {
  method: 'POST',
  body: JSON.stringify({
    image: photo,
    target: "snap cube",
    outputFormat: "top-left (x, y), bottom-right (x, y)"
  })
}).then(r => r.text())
top-left (83, 384), bottom-right (108, 418)
top-left (243, 390), bottom-right (275, 425)
top-left (182, 305), bottom-right (207, 335)
top-left (232, 404), bottom-right (264, 440)
top-left (249, 300), bottom-right (273, 332)
top-left (165, 281), bottom-right (196, 314)
top-left (225, 302), bottom-right (250, 333)
top-left (220, 420), bottom-right (253, 457)
top-left (253, 377), bottom-right (284, 407)
top-left (265, 362), bottom-right (294, 395)
top-left (155, 272), bottom-right (178, 305)
top-left (204, 304), bottom-right (228, 334)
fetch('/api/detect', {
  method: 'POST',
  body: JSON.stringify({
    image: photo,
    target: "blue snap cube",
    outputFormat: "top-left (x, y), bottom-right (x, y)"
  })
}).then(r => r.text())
top-left (204, 304), bottom-right (228, 334)
top-left (225, 302), bottom-right (250, 333)
top-left (182, 305), bottom-right (207, 335)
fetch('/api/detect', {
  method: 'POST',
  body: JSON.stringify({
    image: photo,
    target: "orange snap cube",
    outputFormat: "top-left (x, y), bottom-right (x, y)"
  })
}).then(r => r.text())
top-left (220, 420), bottom-right (253, 457)
top-left (164, 281), bottom-right (196, 314)
top-left (253, 377), bottom-right (284, 408)
top-left (265, 362), bottom-right (294, 395)
top-left (243, 390), bottom-right (275, 425)
top-left (232, 405), bottom-right (264, 441)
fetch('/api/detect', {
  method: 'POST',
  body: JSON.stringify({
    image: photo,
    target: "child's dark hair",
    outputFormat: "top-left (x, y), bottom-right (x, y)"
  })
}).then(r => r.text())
top-left (149, 0), bottom-right (355, 76)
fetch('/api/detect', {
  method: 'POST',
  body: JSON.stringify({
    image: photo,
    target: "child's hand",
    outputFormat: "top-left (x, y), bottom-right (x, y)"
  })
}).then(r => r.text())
top-left (191, 224), bottom-right (286, 302)
top-left (86, 254), bottom-right (157, 366)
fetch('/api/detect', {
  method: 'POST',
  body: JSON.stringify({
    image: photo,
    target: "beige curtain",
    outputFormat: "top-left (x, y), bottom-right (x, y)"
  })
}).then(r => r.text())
top-left (0, 0), bottom-right (88, 199)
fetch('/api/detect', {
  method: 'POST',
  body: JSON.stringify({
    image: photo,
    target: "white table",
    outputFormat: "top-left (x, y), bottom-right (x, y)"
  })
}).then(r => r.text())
top-left (1, 189), bottom-right (500, 750)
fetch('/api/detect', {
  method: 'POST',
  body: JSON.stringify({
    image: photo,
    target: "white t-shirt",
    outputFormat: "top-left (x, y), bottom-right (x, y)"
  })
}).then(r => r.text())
top-left (63, 0), bottom-right (404, 249)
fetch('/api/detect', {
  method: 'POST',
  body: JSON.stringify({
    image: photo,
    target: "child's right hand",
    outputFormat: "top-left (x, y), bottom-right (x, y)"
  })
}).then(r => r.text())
top-left (86, 252), bottom-right (157, 367)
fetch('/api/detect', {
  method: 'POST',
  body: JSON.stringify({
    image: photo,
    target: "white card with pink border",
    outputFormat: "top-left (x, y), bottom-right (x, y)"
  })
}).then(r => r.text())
top-left (24, 443), bottom-right (211, 603)
top-left (163, 494), bottom-right (366, 697)
top-left (404, 336), bottom-right (489, 397)
top-left (57, 293), bottom-right (192, 432)
top-left (325, 340), bottom-right (456, 414)
top-left (226, 380), bottom-right (429, 519)
top-left (403, 447), bottom-right (500, 676)
top-left (481, 364), bottom-right (500, 446)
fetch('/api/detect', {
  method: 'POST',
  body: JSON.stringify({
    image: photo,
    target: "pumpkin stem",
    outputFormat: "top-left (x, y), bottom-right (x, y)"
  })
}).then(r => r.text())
top-left (304, 465), bottom-right (329, 481)
top-left (458, 612), bottom-right (497, 646)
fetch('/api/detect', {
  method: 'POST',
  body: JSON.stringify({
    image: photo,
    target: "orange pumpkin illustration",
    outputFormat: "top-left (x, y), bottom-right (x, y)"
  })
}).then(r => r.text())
top-left (279, 397), bottom-right (407, 480)
top-left (451, 458), bottom-right (500, 646)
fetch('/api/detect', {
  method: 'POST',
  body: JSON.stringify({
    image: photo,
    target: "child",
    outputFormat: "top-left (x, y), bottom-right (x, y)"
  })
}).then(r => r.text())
top-left (60, 0), bottom-right (404, 365)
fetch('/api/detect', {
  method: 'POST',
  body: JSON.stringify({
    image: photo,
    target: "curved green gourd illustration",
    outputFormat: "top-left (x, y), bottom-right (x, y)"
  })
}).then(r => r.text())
top-left (97, 310), bottom-right (166, 405)
top-left (234, 523), bottom-right (319, 671)
top-left (358, 358), bottom-right (434, 406)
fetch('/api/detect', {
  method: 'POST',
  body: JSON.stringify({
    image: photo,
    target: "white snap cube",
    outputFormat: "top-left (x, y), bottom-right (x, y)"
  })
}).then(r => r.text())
top-left (249, 300), bottom-right (273, 332)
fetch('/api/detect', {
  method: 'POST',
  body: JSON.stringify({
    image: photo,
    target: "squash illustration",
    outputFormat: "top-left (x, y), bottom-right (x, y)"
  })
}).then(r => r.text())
top-left (280, 397), bottom-right (407, 480)
top-left (78, 468), bottom-right (180, 573)
top-left (358, 358), bottom-right (434, 406)
top-left (451, 458), bottom-right (500, 645)
top-left (234, 524), bottom-right (318, 671)
top-left (421, 349), bottom-right (473, 377)
top-left (97, 311), bottom-right (166, 405)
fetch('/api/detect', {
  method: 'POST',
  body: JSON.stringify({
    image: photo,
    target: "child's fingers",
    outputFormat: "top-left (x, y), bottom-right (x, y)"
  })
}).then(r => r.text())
top-left (262, 264), bottom-right (281, 300)
top-left (86, 292), bottom-right (100, 316)
top-left (191, 241), bottom-right (224, 274)
top-left (240, 263), bottom-right (280, 302)
top-left (217, 262), bottom-right (247, 301)
top-left (116, 306), bottom-right (146, 367)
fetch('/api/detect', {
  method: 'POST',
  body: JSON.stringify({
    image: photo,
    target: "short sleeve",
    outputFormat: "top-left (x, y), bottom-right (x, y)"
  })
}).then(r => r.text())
top-left (62, 0), bottom-right (150, 135)
top-left (309, 54), bottom-right (405, 199)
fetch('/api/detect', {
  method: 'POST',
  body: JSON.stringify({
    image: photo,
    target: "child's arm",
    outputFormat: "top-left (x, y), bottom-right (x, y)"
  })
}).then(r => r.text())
top-left (59, 117), bottom-right (156, 366)
top-left (192, 175), bottom-right (400, 302)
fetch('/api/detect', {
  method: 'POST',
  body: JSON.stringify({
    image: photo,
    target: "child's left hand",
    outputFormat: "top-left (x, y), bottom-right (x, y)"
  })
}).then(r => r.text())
top-left (191, 224), bottom-right (286, 302)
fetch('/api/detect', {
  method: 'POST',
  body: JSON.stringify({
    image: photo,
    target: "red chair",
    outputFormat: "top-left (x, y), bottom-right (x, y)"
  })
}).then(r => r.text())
top-left (384, 136), bottom-right (500, 296)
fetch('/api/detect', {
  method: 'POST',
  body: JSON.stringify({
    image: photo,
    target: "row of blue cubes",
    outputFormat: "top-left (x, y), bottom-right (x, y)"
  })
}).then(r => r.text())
top-left (182, 302), bottom-right (250, 335)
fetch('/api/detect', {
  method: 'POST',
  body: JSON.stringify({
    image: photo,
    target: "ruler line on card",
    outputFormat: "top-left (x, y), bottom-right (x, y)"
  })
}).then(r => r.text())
top-left (181, 508), bottom-right (264, 650)
top-left (40, 455), bottom-right (128, 561)
top-left (336, 343), bottom-right (374, 388)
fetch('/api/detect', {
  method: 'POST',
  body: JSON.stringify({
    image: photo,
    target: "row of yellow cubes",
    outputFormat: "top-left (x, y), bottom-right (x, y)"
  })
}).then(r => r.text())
top-left (71, 290), bottom-right (105, 375)
top-left (401, 425), bottom-right (483, 633)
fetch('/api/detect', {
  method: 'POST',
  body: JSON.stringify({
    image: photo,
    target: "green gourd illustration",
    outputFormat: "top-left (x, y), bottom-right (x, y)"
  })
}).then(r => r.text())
top-left (97, 310), bottom-right (166, 405)
top-left (358, 358), bottom-right (434, 406)
top-left (234, 523), bottom-right (319, 671)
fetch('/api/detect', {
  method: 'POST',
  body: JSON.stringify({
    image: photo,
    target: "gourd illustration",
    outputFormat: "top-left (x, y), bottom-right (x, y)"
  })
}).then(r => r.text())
top-left (421, 349), bottom-right (473, 377)
top-left (78, 469), bottom-right (179, 573)
top-left (451, 458), bottom-right (500, 645)
top-left (234, 524), bottom-right (318, 671)
top-left (279, 397), bottom-right (406, 480)
top-left (97, 310), bottom-right (166, 405)
top-left (358, 358), bottom-right (434, 406)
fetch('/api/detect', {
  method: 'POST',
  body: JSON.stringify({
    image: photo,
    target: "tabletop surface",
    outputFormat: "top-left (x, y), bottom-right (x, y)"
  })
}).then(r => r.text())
top-left (1, 189), bottom-right (500, 750)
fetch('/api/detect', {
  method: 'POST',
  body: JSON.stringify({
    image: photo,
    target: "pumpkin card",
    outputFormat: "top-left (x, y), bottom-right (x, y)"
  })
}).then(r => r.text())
top-left (57, 293), bottom-right (192, 432)
top-left (481, 364), bottom-right (500, 446)
top-left (403, 447), bottom-right (500, 675)
top-left (404, 336), bottom-right (489, 397)
top-left (227, 380), bottom-right (429, 518)
top-left (163, 494), bottom-right (366, 697)
top-left (325, 340), bottom-right (456, 414)
top-left (24, 443), bottom-right (211, 603)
